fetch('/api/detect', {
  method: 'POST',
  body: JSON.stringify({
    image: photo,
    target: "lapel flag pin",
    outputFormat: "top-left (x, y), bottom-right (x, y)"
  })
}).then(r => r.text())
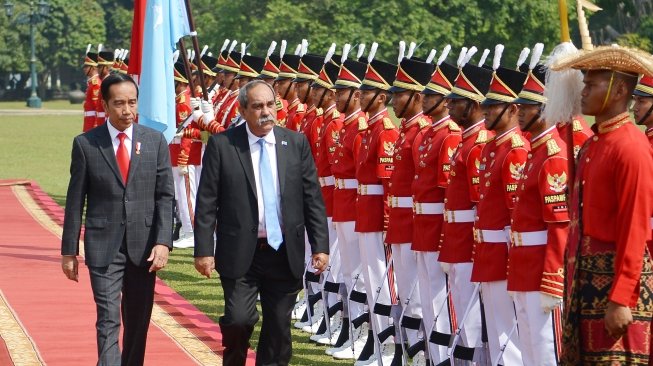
top-left (136, 142), bottom-right (141, 155)
top-left (282, 141), bottom-right (288, 146)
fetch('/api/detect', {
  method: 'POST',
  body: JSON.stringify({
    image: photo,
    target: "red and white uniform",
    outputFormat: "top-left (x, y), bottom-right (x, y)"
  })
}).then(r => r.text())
top-left (83, 74), bottom-right (101, 132)
top-left (440, 120), bottom-right (493, 350)
top-left (411, 115), bottom-right (461, 362)
top-left (509, 126), bottom-right (569, 366)
top-left (276, 95), bottom-right (289, 127)
top-left (331, 108), bottom-right (367, 321)
top-left (472, 127), bottom-right (529, 366)
top-left (216, 89), bottom-right (240, 129)
top-left (354, 108), bottom-right (399, 334)
top-left (95, 74), bottom-right (110, 127)
top-left (556, 116), bottom-right (592, 159)
top-left (285, 98), bottom-right (306, 132)
top-left (385, 113), bottom-right (430, 346)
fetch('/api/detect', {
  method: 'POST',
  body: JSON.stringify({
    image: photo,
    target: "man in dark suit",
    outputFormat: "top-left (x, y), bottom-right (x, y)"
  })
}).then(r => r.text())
top-left (194, 80), bottom-right (329, 366)
top-left (61, 73), bottom-right (174, 366)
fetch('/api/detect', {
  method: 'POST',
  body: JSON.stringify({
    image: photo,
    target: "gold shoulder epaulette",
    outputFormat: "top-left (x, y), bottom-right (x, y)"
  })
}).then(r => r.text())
top-left (316, 108), bottom-right (324, 116)
top-left (358, 116), bottom-right (369, 131)
top-left (572, 119), bottom-right (583, 132)
top-left (296, 103), bottom-right (305, 112)
top-left (91, 77), bottom-right (99, 85)
top-left (475, 130), bottom-right (488, 144)
top-left (546, 139), bottom-right (561, 156)
top-left (332, 109), bottom-right (340, 119)
top-left (178, 94), bottom-right (186, 104)
top-left (417, 117), bottom-right (429, 129)
top-left (511, 134), bottom-right (525, 148)
top-left (383, 117), bottom-right (395, 130)
top-left (448, 121), bottom-right (461, 132)
top-left (275, 99), bottom-right (283, 111)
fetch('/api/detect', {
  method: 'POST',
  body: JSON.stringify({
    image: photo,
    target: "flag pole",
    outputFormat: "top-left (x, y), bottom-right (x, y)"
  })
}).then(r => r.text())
top-left (177, 40), bottom-right (197, 97)
top-left (558, 0), bottom-right (576, 186)
top-left (183, 0), bottom-right (209, 101)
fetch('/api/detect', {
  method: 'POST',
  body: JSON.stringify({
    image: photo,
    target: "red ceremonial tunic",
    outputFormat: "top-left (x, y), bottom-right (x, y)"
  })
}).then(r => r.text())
top-left (299, 105), bottom-right (320, 155)
top-left (570, 115), bottom-right (653, 307)
top-left (507, 127), bottom-right (569, 295)
top-left (169, 89), bottom-right (202, 167)
top-left (471, 127), bottom-right (530, 282)
top-left (83, 74), bottom-right (101, 132)
top-left (557, 116), bottom-right (593, 159)
top-left (95, 74), bottom-right (110, 127)
top-left (411, 116), bottom-right (462, 251)
top-left (276, 95), bottom-right (289, 127)
top-left (440, 121), bottom-right (493, 263)
top-left (216, 90), bottom-right (239, 129)
top-left (355, 109), bottom-right (399, 233)
top-left (385, 113), bottom-right (431, 245)
top-left (285, 99), bottom-right (306, 132)
top-left (647, 127), bottom-right (653, 146)
top-left (314, 105), bottom-right (343, 217)
top-left (331, 109), bottom-right (366, 223)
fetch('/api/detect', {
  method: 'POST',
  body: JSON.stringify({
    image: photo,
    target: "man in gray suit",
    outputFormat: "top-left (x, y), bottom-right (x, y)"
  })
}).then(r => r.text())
top-left (194, 80), bottom-right (329, 365)
top-left (61, 73), bottom-right (174, 366)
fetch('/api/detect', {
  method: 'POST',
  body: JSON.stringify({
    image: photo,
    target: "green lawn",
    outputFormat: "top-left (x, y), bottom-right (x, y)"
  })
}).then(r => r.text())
top-left (0, 99), bottom-right (82, 110)
top-left (0, 102), bottom-right (349, 365)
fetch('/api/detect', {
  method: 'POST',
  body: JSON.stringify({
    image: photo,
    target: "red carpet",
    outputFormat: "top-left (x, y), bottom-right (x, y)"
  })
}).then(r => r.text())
top-left (0, 180), bottom-right (255, 365)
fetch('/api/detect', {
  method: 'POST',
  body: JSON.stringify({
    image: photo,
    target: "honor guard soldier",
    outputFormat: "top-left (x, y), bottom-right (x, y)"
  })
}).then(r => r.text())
top-left (634, 74), bottom-right (653, 145)
top-left (473, 44), bottom-right (528, 366)
top-left (385, 49), bottom-right (435, 360)
top-left (258, 41), bottom-right (289, 126)
top-left (439, 49), bottom-right (495, 360)
top-left (214, 44), bottom-right (243, 129)
top-left (412, 46), bottom-right (462, 364)
top-left (293, 52), bottom-right (325, 142)
top-left (95, 45), bottom-right (114, 127)
top-left (170, 59), bottom-right (203, 248)
top-left (197, 52), bottom-right (218, 98)
top-left (354, 42), bottom-right (400, 364)
top-left (508, 44), bottom-right (567, 366)
top-left (552, 46), bottom-right (653, 366)
top-left (212, 40), bottom-right (237, 109)
top-left (282, 42), bottom-right (307, 132)
top-left (82, 44), bottom-right (100, 132)
top-left (327, 44), bottom-right (372, 361)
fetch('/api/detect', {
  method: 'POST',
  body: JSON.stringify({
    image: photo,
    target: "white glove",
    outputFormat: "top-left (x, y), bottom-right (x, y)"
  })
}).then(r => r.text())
top-left (440, 262), bottom-right (451, 275)
top-left (540, 292), bottom-right (562, 313)
top-left (201, 100), bottom-right (215, 123)
top-left (192, 109), bottom-right (204, 124)
top-left (208, 89), bottom-right (217, 101)
top-left (174, 131), bottom-right (184, 138)
top-left (178, 165), bottom-right (189, 176)
top-left (190, 97), bottom-right (201, 110)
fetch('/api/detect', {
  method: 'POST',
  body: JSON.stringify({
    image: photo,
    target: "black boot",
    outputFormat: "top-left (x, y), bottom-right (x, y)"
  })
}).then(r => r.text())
top-left (389, 343), bottom-right (403, 366)
top-left (355, 328), bottom-right (375, 362)
top-left (333, 319), bottom-right (350, 348)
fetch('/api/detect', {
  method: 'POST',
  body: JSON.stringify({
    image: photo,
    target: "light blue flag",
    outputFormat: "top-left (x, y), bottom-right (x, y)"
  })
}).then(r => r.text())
top-left (138, 0), bottom-right (191, 142)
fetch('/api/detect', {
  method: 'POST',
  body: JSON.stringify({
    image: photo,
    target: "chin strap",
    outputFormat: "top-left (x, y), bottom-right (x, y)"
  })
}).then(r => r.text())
top-left (599, 71), bottom-right (615, 114)
top-left (638, 101), bottom-right (653, 126)
top-left (424, 95), bottom-right (446, 117)
top-left (317, 87), bottom-right (328, 110)
top-left (342, 88), bottom-right (354, 114)
top-left (396, 91), bottom-right (415, 119)
top-left (487, 104), bottom-right (510, 131)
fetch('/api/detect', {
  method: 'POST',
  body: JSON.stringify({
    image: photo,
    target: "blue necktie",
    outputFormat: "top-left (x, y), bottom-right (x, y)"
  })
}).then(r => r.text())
top-left (257, 138), bottom-right (283, 250)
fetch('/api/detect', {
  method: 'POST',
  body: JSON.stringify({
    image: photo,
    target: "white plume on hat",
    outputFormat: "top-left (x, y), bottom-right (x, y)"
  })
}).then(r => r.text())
top-left (463, 46), bottom-right (478, 65)
top-left (294, 43), bottom-right (302, 55)
top-left (300, 39), bottom-right (308, 56)
top-left (478, 48), bottom-right (490, 67)
top-left (98, 44), bottom-right (103, 53)
top-left (200, 45), bottom-right (209, 57)
top-left (426, 49), bottom-right (437, 64)
top-left (85, 44), bottom-right (92, 55)
top-left (517, 47), bottom-right (531, 69)
top-left (456, 47), bottom-right (468, 68)
top-left (267, 41), bottom-right (277, 58)
top-left (493, 44), bottom-right (505, 71)
top-left (398, 41), bottom-right (406, 63)
top-left (228, 40), bottom-right (238, 53)
top-left (356, 43), bottom-right (366, 60)
top-left (437, 45), bottom-right (451, 66)
top-left (280, 40), bottom-right (287, 58)
top-left (529, 43), bottom-right (544, 70)
top-left (341, 43), bottom-right (351, 64)
top-left (240, 43), bottom-right (246, 56)
top-left (542, 42), bottom-right (583, 124)
top-left (114, 48), bottom-right (121, 59)
top-left (121, 50), bottom-right (129, 61)
top-left (368, 42), bottom-right (378, 63)
top-left (220, 39), bottom-right (230, 53)
top-left (325, 43), bottom-right (336, 64)
top-left (406, 41), bottom-right (417, 58)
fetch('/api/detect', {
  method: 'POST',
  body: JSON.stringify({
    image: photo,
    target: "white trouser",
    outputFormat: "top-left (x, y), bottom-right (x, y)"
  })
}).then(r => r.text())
top-left (323, 217), bottom-right (340, 306)
top-left (416, 252), bottom-right (450, 363)
top-left (391, 243), bottom-right (422, 346)
top-left (449, 263), bottom-right (483, 348)
top-left (172, 166), bottom-right (197, 235)
top-left (359, 232), bottom-right (392, 338)
top-left (481, 281), bottom-right (523, 366)
top-left (513, 291), bottom-right (559, 366)
top-left (195, 144), bottom-right (205, 191)
top-left (335, 221), bottom-right (365, 321)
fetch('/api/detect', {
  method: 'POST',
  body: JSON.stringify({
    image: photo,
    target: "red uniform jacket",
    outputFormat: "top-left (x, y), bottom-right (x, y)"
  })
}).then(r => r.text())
top-left (300, 105), bottom-right (321, 156)
top-left (385, 113), bottom-right (431, 245)
top-left (169, 89), bottom-right (202, 167)
top-left (285, 99), bottom-right (306, 132)
top-left (95, 74), bottom-right (110, 127)
top-left (411, 116), bottom-right (461, 251)
top-left (573, 116), bottom-right (653, 307)
top-left (507, 127), bottom-right (569, 296)
top-left (440, 121), bottom-right (493, 263)
top-left (331, 109), bottom-right (366, 222)
top-left (355, 109), bottom-right (399, 233)
top-left (83, 74), bottom-right (101, 132)
top-left (216, 90), bottom-right (239, 129)
top-left (471, 127), bottom-right (530, 282)
top-left (314, 105), bottom-right (343, 217)
top-left (557, 116), bottom-right (593, 159)
top-left (276, 96), bottom-right (289, 127)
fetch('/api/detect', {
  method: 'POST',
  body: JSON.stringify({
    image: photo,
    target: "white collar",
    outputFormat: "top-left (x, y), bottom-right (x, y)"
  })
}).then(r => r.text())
top-left (246, 123), bottom-right (276, 146)
top-left (107, 121), bottom-right (133, 141)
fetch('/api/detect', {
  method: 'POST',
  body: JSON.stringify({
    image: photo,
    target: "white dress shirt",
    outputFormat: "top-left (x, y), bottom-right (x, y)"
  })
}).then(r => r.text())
top-left (107, 121), bottom-right (133, 159)
top-left (245, 124), bottom-right (283, 238)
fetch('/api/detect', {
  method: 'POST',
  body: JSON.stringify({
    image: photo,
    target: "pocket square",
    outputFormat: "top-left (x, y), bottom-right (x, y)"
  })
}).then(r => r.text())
top-left (281, 141), bottom-right (288, 146)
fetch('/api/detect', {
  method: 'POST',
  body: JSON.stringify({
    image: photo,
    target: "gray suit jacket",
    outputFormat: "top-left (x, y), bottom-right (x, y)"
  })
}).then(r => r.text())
top-left (61, 123), bottom-right (174, 267)
top-left (194, 124), bottom-right (329, 279)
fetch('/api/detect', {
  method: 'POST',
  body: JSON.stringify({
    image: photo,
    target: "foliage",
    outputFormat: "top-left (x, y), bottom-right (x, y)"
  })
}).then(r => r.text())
top-left (617, 33), bottom-right (652, 52)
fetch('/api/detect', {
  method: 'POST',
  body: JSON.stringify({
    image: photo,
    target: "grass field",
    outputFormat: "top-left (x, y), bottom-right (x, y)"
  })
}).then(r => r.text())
top-left (0, 101), bottom-right (349, 365)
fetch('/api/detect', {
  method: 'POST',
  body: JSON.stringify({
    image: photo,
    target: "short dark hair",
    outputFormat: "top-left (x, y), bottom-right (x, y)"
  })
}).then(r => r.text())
top-left (101, 73), bottom-right (139, 102)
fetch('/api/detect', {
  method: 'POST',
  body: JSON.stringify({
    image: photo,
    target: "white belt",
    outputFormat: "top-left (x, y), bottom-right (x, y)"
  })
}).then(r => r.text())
top-left (358, 184), bottom-right (383, 195)
top-left (335, 178), bottom-right (358, 189)
top-left (444, 208), bottom-right (476, 223)
top-left (388, 196), bottom-right (413, 208)
top-left (474, 228), bottom-right (510, 244)
top-left (83, 111), bottom-right (96, 117)
top-left (413, 202), bottom-right (444, 215)
top-left (319, 176), bottom-right (335, 187)
top-left (97, 112), bottom-right (106, 118)
top-left (510, 230), bottom-right (548, 246)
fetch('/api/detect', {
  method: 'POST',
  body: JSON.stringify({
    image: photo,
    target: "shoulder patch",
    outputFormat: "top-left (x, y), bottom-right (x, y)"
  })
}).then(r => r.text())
top-left (91, 77), bottom-right (99, 85)
top-left (275, 99), bottom-right (283, 111)
top-left (448, 121), bottom-right (461, 132)
top-left (383, 117), bottom-right (395, 130)
top-left (475, 130), bottom-right (489, 144)
top-left (296, 103), bottom-right (305, 113)
top-left (417, 117), bottom-right (429, 129)
top-left (332, 109), bottom-right (340, 119)
top-left (178, 94), bottom-right (186, 104)
top-left (358, 116), bottom-right (369, 131)
top-left (316, 107), bottom-right (324, 116)
top-left (546, 139), bottom-right (561, 156)
top-left (511, 134), bottom-right (525, 148)
top-left (572, 119), bottom-right (583, 132)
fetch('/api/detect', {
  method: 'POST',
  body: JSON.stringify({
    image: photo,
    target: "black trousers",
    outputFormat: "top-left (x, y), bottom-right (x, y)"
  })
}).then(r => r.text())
top-left (88, 243), bottom-right (156, 366)
top-left (219, 241), bottom-right (302, 366)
